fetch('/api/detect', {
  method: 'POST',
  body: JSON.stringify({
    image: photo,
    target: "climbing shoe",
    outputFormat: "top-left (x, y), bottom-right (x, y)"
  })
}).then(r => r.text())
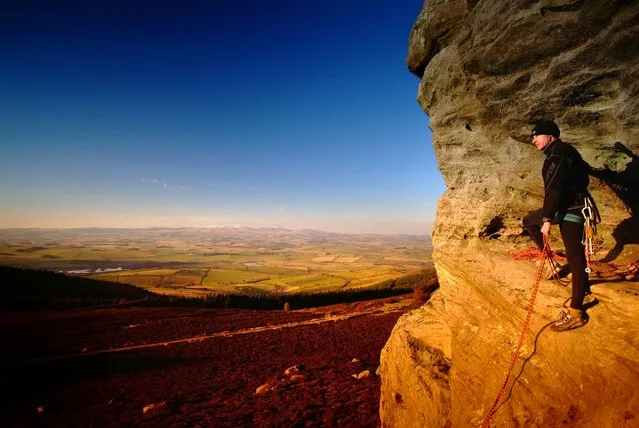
top-left (550, 308), bottom-right (588, 332)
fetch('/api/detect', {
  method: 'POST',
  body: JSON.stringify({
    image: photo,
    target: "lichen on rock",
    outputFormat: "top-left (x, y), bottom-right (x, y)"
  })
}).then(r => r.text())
top-left (380, 1), bottom-right (639, 426)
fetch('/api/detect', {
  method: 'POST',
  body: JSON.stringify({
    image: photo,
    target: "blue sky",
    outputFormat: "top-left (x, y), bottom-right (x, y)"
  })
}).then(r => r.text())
top-left (0, 0), bottom-right (444, 235)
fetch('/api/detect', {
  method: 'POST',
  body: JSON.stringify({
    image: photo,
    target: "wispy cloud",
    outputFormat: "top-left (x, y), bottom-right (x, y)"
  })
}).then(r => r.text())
top-left (141, 178), bottom-right (190, 191)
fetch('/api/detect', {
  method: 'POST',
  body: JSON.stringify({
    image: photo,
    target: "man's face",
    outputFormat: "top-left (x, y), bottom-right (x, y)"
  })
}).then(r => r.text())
top-left (532, 134), bottom-right (553, 151)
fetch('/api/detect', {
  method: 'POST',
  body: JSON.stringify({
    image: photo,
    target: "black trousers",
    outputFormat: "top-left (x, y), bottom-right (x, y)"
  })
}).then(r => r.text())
top-left (523, 209), bottom-right (589, 310)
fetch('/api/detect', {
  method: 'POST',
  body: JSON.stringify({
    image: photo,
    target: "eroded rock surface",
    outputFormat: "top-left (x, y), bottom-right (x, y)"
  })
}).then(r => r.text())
top-left (380, 1), bottom-right (639, 426)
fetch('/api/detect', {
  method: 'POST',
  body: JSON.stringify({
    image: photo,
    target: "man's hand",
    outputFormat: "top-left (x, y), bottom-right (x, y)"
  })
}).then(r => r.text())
top-left (541, 221), bottom-right (551, 237)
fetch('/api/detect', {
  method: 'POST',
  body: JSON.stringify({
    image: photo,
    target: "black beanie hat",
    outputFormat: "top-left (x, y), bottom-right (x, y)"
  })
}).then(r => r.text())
top-left (531, 120), bottom-right (560, 138)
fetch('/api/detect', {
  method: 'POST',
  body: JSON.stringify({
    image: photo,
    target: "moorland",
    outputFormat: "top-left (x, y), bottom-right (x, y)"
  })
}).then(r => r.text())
top-left (0, 227), bottom-right (435, 426)
top-left (1, 293), bottom-right (428, 427)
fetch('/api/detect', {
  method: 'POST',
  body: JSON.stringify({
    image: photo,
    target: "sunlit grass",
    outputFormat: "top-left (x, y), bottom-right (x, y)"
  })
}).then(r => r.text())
top-left (260, 274), bottom-right (347, 292)
top-left (0, 229), bottom-right (432, 298)
top-left (201, 269), bottom-right (272, 285)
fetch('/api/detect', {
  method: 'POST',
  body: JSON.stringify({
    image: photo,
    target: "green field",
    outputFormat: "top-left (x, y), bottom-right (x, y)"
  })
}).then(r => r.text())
top-left (260, 274), bottom-right (347, 292)
top-left (0, 228), bottom-right (433, 297)
top-left (201, 269), bottom-right (272, 286)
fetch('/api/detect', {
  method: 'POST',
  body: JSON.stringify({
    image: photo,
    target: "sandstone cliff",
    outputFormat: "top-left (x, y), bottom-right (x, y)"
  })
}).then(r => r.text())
top-left (380, 1), bottom-right (639, 426)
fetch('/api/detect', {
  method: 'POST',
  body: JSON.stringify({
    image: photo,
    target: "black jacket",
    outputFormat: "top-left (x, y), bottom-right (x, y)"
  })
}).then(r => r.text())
top-left (541, 139), bottom-right (590, 220)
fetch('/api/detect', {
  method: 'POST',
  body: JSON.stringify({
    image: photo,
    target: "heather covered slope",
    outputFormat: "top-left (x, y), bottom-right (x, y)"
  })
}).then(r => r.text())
top-left (0, 296), bottom-right (416, 427)
top-left (380, 1), bottom-right (639, 427)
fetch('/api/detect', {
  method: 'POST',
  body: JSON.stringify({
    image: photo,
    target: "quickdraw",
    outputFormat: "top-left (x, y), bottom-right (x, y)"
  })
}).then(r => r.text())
top-left (581, 196), bottom-right (598, 273)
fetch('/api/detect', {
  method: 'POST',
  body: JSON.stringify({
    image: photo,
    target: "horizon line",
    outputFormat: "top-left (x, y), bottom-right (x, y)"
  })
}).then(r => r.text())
top-left (0, 225), bottom-right (431, 237)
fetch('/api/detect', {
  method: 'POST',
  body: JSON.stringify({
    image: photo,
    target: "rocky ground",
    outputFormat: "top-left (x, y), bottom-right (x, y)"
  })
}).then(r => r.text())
top-left (0, 295), bottom-right (416, 427)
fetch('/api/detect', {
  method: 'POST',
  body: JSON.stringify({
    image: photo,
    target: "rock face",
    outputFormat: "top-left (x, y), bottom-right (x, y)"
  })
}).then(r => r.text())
top-left (380, 1), bottom-right (639, 427)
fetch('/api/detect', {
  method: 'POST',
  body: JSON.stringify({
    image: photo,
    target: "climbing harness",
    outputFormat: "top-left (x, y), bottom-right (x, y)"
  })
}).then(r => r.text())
top-left (481, 237), bottom-right (549, 428)
top-left (542, 196), bottom-right (637, 283)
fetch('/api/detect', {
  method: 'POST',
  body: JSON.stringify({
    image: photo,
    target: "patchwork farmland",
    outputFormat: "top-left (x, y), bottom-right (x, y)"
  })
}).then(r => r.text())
top-left (0, 227), bottom-right (432, 297)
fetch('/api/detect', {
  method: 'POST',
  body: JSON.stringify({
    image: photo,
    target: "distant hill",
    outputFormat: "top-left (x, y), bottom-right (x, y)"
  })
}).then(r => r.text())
top-left (0, 226), bottom-right (431, 240)
top-left (0, 266), bottom-right (153, 310)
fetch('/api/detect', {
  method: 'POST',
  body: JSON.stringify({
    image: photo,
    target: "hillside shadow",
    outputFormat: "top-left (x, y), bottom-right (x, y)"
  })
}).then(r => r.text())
top-left (1, 354), bottom-right (201, 392)
top-left (589, 142), bottom-right (639, 262)
top-left (0, 353), bottom-right (205, 423)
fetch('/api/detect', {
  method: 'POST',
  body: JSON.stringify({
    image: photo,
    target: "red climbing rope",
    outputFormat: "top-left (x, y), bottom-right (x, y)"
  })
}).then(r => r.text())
top-left (511, 246), bottom-right (638, 283)
top-left (484, 229), bottom-right (638, 426)
top-left (510, 245), bottom-right (571, 285)
top-left (481, 237), bottom-right (549, 428)
top-left (509, 246), bottom-right (565, 262)
top-left (483, 196), bottom-right (636, 426)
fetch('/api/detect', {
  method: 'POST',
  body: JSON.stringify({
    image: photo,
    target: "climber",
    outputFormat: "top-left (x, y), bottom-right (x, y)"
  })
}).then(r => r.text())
top-left (522, 119), bottom-right (593, 332)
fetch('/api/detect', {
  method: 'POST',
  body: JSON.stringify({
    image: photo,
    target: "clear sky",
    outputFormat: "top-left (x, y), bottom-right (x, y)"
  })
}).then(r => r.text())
top-left (1, 0), bottom-right (444, 235)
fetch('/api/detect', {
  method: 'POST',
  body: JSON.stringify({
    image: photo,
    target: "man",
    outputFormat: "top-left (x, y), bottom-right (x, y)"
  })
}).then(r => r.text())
top-left (523, 120), bottom-right (592, 332)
